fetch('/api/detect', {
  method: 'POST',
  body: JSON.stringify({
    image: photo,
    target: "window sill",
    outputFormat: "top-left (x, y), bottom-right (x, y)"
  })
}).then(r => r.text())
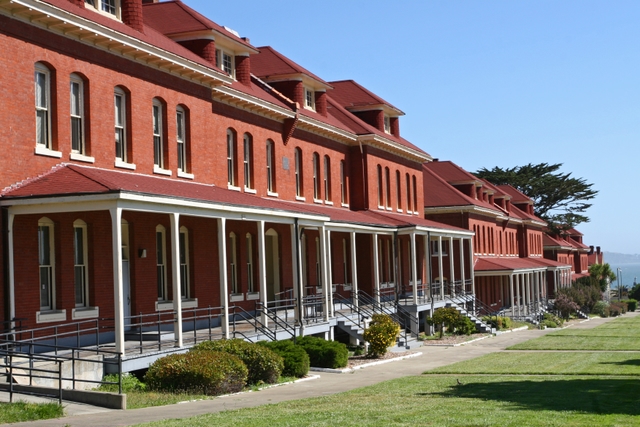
top-left (70, 152), bottom-right (95, 163)
top-left (397, 209), bottom-right (404, 213)
top-left (244, 188), bottom-right (257, 194)
top-left (267, 191), bottom-right (279, 198)
top-left (228, 185), bottom-right (241, 192)
top-left (246, 292), bottom-right (260, 301)
top-left (177, 170), bottom-right (194, 180)
top-left (115, 159), bottom-right (136, 170)
top-left (343, 284), bottom-right (353, 291)
top-left (35, 145), bottom-right (62, 159)
top-left (36, 309), bottom-right (67, 324)
top-left (296, 196), bottom-right (306, 202)
top-left (72, 306), bottom-right (99, 320)
top-left (324, 201), bottom-right (334, 206)
top-left (153, 166), bottom-right (172, 176)
top-left (341, 203), bottom-right (349, 208)
top-left (230, 293), bottom-right (244, 302)
top-left (155, 300), bottom-right (173, 311)
top-left (313, 199), bottom-right (323, 204)
top-left (182, 298), bottom-right (198, 309)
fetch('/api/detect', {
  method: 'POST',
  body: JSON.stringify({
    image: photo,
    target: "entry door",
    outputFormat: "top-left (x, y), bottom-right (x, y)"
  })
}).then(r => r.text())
top-left (265, 230), bottom-right (280, 302)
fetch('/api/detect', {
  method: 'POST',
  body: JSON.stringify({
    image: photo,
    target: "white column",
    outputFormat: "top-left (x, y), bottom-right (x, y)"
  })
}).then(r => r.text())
top-left (509, 274), bottom-right (514, 315)
top-left (411, 232), bottom-right (418, 305)
top-left (7, 213), bottom-right (15, 321)
top-left (350, 231), bottom-right (358, 308)
top-left (257, 220), bottom-right (267, 326)
top-left (170, 213), bottom-right (183, 347)
top-left (217, 218), bottom-right (230, 338)
top-left (372, 234), bottom-right (380, 304)
top-left (325, 228), bottom-right (333, 318)
top-left (449, 236), bottom-right (455, 297)
top-left (109, 207), bottom-right (125, 355)
top-left (459, 237), bottom-right (466, 294)
top-left (319, 225), bottom-right (330, 321)
top-left (291, 224), bottom-right (301, 324)
top-left (438, 236), bottom-right (444, 299)
top-left (469, 238), bottom-right (475, 297)
top-left (424, 234), bottom-right (430, 301)
top-left (515, 274), bottom-right (521, 318)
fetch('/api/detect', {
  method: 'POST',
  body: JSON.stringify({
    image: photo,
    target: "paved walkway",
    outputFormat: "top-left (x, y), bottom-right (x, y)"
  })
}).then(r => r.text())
top-left (6, 314), bottom-right (623, 427)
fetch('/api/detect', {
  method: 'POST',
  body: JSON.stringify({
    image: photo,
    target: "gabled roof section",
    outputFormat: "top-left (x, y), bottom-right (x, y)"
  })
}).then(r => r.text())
top-left (142, 0), bottom-right (257, 53)
top-left (497, 185), bottom-right (531, 204)
top-left (544, 234), bottom-right (573, 250)
top-left (251, 46), bottom-right (331, 90)
top-left (329, 80), bottom-right (403, 116)
top-left (425, 161), bottom-right (481, 185)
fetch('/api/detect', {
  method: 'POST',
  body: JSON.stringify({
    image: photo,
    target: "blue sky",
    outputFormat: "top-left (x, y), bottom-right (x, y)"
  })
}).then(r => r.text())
top-left (184, 0), bottom-right (640, 255)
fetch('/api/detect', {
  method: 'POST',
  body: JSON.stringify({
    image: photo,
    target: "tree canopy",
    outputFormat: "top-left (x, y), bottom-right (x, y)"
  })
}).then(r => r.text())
top-left (475, 163), bottom-right (598, 233)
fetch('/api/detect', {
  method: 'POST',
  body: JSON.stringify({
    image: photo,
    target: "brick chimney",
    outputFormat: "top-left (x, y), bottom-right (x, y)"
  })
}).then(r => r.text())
top-left (121, 0), bottom-right (144, 33)
top-left (235, 55), bottom-right (251, 86)
top-left (178, 39), bottom-right (216, 64)
top-left (315, 91), bottom-right (327, 116)
top-left (390, 117), bottom-right (400, 137)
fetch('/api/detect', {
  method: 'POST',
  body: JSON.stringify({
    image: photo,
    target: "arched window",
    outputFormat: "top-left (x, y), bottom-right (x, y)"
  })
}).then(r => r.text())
top-left (114, 86), bottom-right (128, 163)
top-left (229, 232), bottom-right (238, 294)
top-left (324, 155), bottom-right (331, 202)
top-left (176, 106), bottom-right (190, 174)
top-left (377, 165), bottom-right (383, 207)
top-left (295, 148), bottom-right (303, 198)
top-left (70, 73), bottom-right (86, 155)
top-left (156, 225), bottom-right (167, 301)
top-left (35, 63), bottom-right (52, 150)
top-left (340, 160), bottom-right (347, 205)
top-left (73, 219), bottom-right (89, 307)
top-left (385, 167), bottom-right (391, 208)
top-left (412, 175), bottom-right (418, 213)
top-left (313, 153), bottom-right (320, 200)
top-left (152, 98), bottom-right (165, 169)
top-left (246, 233), bottom-right (254, 293)
top-left (227, 129), bottom-right (236, 186)
top-left (396, 170), bottom-right (402, 210)
top-left (406, 173), bottom-right (412, 212)
top-left (266, 139), bottom-right (276, 193)
top-left (179, 226), bottom-right (190, 299)
top-left (243, 133), bottom-right (253, 189)
top-left (38, 217), bottom-right (55, 310)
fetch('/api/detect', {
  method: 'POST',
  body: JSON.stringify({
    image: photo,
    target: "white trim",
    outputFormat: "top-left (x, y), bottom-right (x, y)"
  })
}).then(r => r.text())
top-left (72, 306), bottom-right (99, 320)
top-left (244, 188), bottom-right (257, 194)
top-left (296, 196), bottom-right (306, 202)
top-left (267, 191), bottom-right (279, 198)
top-left (155, 301), bottom-right (173, 311)
top-left (70, 153), bottom-right (95, 163)
top-left (153, 166), bottom-right (172, 176)
top-left (114, 160), bottom-right (136, 170)
top-left (227, 185), bottom-right (241, 192)
top-left (230, 293), bottom-right (244, 302)
top-left (182, 298), bottom-right (198, 309)
top-left (36, 310), bottom-right (66, 324)
top-left (177, 170), bottom-right (194, 179)
top-left (247, 291), bottom-right (260, 301)
top-left (35, 145), bottom-right (62, 158)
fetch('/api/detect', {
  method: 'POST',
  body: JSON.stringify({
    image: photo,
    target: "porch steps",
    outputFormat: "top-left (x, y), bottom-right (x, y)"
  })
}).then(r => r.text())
top-left (445, 303), bottom-right (492, 333)
top-left (336, 318), bottom-right (365, 342)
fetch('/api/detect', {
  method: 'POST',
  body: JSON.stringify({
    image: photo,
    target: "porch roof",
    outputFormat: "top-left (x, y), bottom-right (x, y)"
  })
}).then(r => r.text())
top-left (474, 256), bottom-right (570, 273)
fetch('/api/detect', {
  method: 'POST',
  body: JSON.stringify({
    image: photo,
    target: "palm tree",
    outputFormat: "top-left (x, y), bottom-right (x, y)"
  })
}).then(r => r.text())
top-left (588, 263), bottom-right (616, 292)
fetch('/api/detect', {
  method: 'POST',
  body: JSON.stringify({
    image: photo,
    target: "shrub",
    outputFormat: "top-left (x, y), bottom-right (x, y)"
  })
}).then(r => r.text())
top-left (542, 319), bottom-right (558, 328)
top-left (624, 299), bottom-right (637, 312)
top-left (592, 301), bottom-right (608, 317)
top-left (192, 339), bottom-right (283, 385)
top-left (455, 316), bottom-right (476, 336)
top-left (609, 302), bottom-right (628, 316)
top-left (98, 373), bottom-right (146, 393)
top-left (258, 340), bottom-right (309, 378)
top-left (363, 314), bottom-right (401, 357)
top-left (427, 307), bottom-right (462, 338)
top-left (296, 336), bottom-right (349, 368)
top-left (543, 312), bottom-right (564, 327)
top-left (554, 293), bottom-right (580, 319)
top-left (481, 316), bottom-right (511, 331)
top-left (144, 350), bottom-right (247, 395)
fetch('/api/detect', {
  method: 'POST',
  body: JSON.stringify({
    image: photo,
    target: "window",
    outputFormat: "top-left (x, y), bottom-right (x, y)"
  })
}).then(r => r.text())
top-left (406, 173), bottom-right (412, 212)
top-left (229, 232), bottom-right (238, 294)
top-left (431, 240), bottom-right (449, 256)
top-left (35, 63), bottom-right (51, 149)
top-left (295, 148), bottom-right (303, 198)
top-left (243, 133), bottom-right (253, 189)
top-left (377, 165), bottom-right (383, 207)
top-left (227, 129), bottom-right (236, 186)
top-left (153, 99), bottom-right (164, 169)
top-left (216, 49), bottom-right (234, 76)
top-left (70, 74), bottom-right (85, 155)
top-left (385, 167), bottom-right (391, 208)
top-left (313, 153), bottom-right (320, 200)
top-left (383, 115), bottom-right (391, 134)
top-left (315, 237), bottom-right (321, 286)
top-left (114, 88), bottom-right (127, 162)
top-left (74, 220), bottom-right (89, 307)
top-left (323, 155), bottom-right (331, 202)
top-left (396, 170), bottom-right (402, 210)
top-left (85, 0), bottom-right (119, 18)
top-left (179, 227), bottom-right (190, 299)
top-left (156, 225), bottom-right (167, 301)
top-left (246, 233), bottom-right (254, 293)
top-left (266, 139), bottom-right (276, 193)
top-left (304, 87), bottom-right (315, 111)
top-left (176, 107), bottom-right (187, 173)
top-left (412, 175), bottom-right (418, 213)
top-left (340, 160), bottom-right (346, 205)
top-left (38, 218), bottom-right (55, 310)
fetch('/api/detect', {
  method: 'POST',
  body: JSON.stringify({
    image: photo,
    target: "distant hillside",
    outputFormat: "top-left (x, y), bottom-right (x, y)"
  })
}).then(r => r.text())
top-left (606, 252), bottom-right (640, 265)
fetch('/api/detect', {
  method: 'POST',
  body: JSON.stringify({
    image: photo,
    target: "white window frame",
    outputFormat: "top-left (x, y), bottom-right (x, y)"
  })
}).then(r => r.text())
top-left (216, 48), bottom-right (235, 77)
top-left (35, 63), bottom-right (51, 150)
top-left (84, 0), bottom-right (120, 19)
top-left (295, 148), bottom-right (303, 199)
top-left (396, 170), bottom-right (402, 211)
top-left (243, 133), bottom-right (253, 190)
top-left (73, 220), bottom-right (89, 308)
top-left (383, 115), bottom-right (391, 134)
top-left (385, 167), bottom-right (391, 209)
top-left (266, 139), bottom-right (276, 194)
top-left (227, 129), bottom-right (236, 187)
top-left (114, 87), bottom-right (128, 164)
top-left (246, 233), bottom-right (254, 293)
top-left (179, 226), bottom-right (190, 300)
top-left (176, 107), bottom-right (187, 173)
top-left (229, 232), bottom-right (239, 295)
top-left (323, 155), bottom-right (331, 202)
top-left (38, 217), bottom-right (55, 311)
top-left (156, 225), bottom-right (167, 301)
top-left (340, 160), bottom-right (347, 206)
top-left (70, 74), bottom-right (85, 155)
top-left (377, 165), bottom-right (384, 208)
top-left (313, 153), bottom-right (320, 201)
top-left (304, 87), bottom-right (315, 111)
top-left (406, 173), bottom-right (412, 212)
top-left (153, 99), bottom-right (164, 170)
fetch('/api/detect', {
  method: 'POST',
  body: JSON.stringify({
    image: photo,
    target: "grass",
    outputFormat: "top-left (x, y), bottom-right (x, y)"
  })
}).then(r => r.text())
top-left (0, 401), bottom-right (63, 423)
top-left (131, 375), bottom-right (640, 427)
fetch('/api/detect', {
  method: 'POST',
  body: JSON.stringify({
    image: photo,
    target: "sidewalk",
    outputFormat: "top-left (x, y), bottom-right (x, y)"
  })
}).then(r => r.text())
top-left (7, 314), bottom-right (621, 427)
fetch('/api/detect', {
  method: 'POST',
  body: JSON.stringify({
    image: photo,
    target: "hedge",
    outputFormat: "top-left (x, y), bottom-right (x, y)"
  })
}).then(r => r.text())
top-left (258, 340), bottom-right (310, 378)
top-left (296, 336), bottom-right (349, 369)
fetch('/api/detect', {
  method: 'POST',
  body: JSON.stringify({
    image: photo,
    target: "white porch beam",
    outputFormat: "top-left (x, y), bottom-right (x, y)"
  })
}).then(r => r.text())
top-left (109, 207), bottom-right (125, 355)
top-left (350, 231), bottom-right (359, 308)
top-left (217, 217), bottom-right (229, 338)
top-left (410, 232), bottom-right (418, 305)
top-left (373, 234), bottom-right (380, 304)
top-left (169, 213), bottom-right (183, 347)
top-left (257, 220), bottom-right (267, 326)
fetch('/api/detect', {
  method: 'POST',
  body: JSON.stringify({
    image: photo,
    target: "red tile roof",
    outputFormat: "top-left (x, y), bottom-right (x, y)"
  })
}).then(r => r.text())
top-left (475, 257), bottom-right (569, 272)
top-left (496, 185), bottom-right (531, 203)
top-left (328, 80), bottom-right (403, 114)
top-left (142, 0), bottom-right (255, 50)
top-left (251, 47), bottom-right (330, 87)
top-left (425, 161), bottom-right (480, 184)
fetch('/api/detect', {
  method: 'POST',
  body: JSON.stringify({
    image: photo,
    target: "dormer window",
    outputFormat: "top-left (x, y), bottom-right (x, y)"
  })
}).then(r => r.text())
top-left (216, 49), bottom-right (235, 77)
top-left (304, 87), bottom-right (315, 111)
top-left (383, 115), bottom-right (391, 134)
top-left (85, 0), bottom-right (119, 18)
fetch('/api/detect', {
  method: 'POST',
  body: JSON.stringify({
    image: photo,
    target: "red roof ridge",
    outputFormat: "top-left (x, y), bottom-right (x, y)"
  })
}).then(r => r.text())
top-left (250, 74), bottom-right (297, 110)
top-left (253, 46), bottom-right (330, 87)
top-left (1, 163), bottom-right (69, 195)
top-left (65, 164), bottom-right (122, 191)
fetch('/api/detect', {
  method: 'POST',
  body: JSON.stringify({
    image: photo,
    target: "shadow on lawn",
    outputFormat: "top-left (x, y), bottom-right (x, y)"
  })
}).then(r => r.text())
top-left (428, 378), bottom-right (640, 415)
top-left (600, 358), bottom-right (640, 367)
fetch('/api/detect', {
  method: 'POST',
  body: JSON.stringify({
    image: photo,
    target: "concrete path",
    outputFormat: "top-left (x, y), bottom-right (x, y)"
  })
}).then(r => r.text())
top-left (7, 314), bottom-right (625, 427)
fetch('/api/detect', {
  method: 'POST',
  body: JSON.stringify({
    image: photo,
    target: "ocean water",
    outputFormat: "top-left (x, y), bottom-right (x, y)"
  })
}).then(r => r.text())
top-left (608, 263), bottom-right (640, 288)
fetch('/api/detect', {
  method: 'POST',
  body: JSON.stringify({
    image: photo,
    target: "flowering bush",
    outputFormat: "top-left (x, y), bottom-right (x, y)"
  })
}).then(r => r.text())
top-left (554, 293), bottom-right (580, 319)
top-left (363, 314), bottom-right (401, 357)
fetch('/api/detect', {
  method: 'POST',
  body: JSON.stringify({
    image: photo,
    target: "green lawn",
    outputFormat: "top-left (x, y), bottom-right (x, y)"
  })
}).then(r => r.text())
top-left (132, 375), bottom-right (640, 427)
top-left (0, 401), bottom-right (63, 423)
